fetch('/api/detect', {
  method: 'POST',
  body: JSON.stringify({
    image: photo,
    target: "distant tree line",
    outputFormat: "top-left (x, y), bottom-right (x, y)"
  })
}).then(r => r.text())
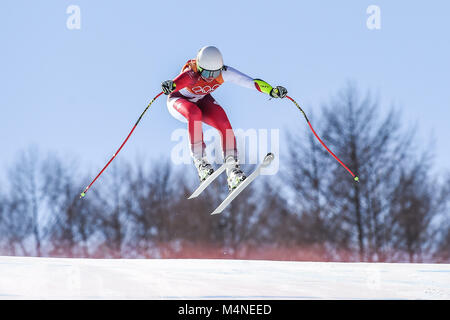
top-left (0, 86), bottom-right (449, 262)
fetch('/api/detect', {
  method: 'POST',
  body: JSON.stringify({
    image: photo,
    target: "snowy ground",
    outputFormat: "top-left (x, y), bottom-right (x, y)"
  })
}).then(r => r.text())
top-left (0, 256), bottom-right (449, 299)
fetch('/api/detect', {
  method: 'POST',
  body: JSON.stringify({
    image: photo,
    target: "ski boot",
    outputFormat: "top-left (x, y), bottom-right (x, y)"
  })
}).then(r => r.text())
top-left (225, 156), bottom-right (246, 191)
top-left (193, 157), bottom-right (214, 182)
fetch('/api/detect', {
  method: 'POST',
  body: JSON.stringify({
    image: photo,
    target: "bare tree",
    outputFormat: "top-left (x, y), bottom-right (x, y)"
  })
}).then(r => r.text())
top-left (432, 175), bottom-right (450, 262)
top-left (283, 84), bottom-right (446, 262)
top-left (118, 158), bottom-right (182, 257)
top-left (436, 226), bottom-right (450, 262)
top-left (41, 154), bottom-right (97, 257)
top-left (0, 190), bottom-right (10, 254)
top-left (283, 123), bottom-right (341, 257)
top-left (6, 147), bottom-right (45, 256)
top-left (90, 160), bottom-right (131, 258)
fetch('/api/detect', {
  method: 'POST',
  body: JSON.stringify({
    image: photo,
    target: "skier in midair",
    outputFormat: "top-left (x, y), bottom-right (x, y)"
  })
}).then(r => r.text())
top-left (161, 46), bottom-right (287, 191)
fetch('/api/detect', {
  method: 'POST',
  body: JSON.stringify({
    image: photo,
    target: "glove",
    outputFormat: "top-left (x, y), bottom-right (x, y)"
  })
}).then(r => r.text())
top-left (269, 86), bottom-right (288, 99)
top-left (161, 80), bottom-right (176, 95)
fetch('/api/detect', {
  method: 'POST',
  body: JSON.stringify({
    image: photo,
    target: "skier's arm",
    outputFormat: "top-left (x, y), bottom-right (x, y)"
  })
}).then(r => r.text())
top-left (161, 70), bottom-right (198, 95)
top-left (254, 78), bottom-right (288, 98)
top-left (222, 66), bottom-right (287, 98)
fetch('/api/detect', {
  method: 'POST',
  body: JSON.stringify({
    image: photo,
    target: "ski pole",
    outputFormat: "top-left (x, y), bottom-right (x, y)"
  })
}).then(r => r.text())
top-left (80, 91), bottom-right (164, 198)
top-left (286, 95), bottom-right (359, 182)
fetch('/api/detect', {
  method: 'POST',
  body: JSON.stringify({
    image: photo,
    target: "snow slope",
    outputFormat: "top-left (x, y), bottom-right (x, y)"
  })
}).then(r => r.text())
top-left (0, 256), bottom-right (448, 299)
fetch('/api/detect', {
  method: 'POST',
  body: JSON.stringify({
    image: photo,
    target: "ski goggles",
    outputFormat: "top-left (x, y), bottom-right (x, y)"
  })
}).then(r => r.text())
top-left (198, 66), bottom-right (222, 79)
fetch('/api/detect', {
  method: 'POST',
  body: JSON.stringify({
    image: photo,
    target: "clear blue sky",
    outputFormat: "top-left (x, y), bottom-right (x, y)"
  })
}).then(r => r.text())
top-left (1, 0), bottom-right (449, 181)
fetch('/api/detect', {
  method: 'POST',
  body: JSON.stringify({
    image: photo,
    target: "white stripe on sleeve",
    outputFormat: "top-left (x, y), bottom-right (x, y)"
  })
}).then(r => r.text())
top-left (222, 66), bottom-right (256, 90)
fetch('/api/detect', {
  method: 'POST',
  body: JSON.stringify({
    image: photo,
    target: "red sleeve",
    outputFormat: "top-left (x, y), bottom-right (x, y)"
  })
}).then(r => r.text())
top-left (173, 69), bottom-right (198, 91)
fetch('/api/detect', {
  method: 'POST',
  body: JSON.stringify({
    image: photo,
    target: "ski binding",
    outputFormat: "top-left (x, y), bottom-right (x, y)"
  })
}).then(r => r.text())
top-left (188, 160), bottom-right (232, 199)
top-left (211, 152), bottom-right (275, 215)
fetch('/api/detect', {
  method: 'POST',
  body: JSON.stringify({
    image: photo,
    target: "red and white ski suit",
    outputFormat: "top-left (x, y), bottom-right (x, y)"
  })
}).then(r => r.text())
top-left (167, 59), bottom-right (258, 159)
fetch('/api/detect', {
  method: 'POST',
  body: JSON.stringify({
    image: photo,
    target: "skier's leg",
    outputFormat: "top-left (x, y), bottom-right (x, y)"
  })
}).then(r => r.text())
top-left (197, 94), bottom-right (238, 160)
top-left (197, 95), bottom-right (246, 190)
top-left (169, 96), bottom-right (204, 158)
top-left (167, 95), bottom-right (213, 181)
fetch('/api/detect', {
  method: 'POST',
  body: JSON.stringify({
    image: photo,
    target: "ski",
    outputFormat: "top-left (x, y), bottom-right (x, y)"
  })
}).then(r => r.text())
top-left (211, 152), bottom-right (275, 215)
top-left (188, 161), bottom-right (232, 199)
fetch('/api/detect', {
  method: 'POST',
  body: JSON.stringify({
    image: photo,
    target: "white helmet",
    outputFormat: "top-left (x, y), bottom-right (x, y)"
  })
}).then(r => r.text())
top-left (196, 46), bottom-right (224, 71)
